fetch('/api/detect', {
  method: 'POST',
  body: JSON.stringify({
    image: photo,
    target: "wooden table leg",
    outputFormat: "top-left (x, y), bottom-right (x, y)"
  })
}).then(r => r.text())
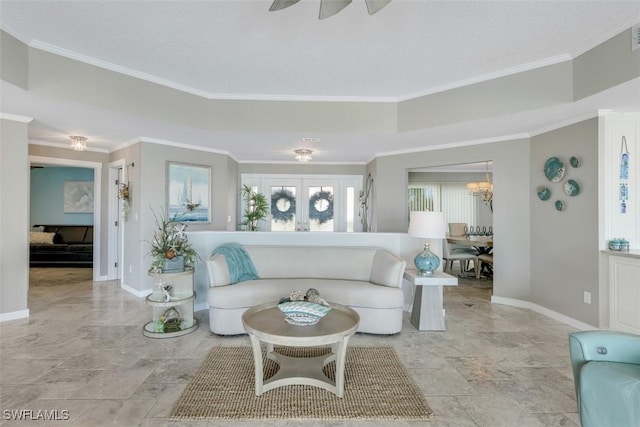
top-left (333, 335), bottom-right (351, 397)
top-left (248, 334), bottom-right (264, 396)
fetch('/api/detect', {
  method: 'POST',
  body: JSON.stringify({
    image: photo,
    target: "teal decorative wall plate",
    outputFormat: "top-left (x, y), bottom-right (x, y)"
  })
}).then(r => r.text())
top-left (544, 157), bottom-right (565, 182)
top-left (537, 186), bottom-right (551, 201)
top-left (570, 156), bottom-right (581, 168)
top-left (564, 179), bottom-right (580, 196)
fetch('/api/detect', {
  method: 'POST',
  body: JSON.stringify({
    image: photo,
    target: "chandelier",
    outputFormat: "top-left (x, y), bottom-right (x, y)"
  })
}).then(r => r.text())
top-left (69, 135), bottom-right (87, 151)
top-left (466, 161), bottom-right (493, 205)
top-left (294, 148), bottom-right (313, 162)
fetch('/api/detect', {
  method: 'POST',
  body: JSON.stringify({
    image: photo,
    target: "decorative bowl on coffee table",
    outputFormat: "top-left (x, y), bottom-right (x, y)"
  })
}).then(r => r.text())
top-left (277, 301), bottom-right (331, 325)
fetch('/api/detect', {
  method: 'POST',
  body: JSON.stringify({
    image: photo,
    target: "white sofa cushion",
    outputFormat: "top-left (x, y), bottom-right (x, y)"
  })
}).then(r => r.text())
top-left (207, 278), bottom-right (404, 309)
top-left (248, 246), bottom-right (377, 281)
top-left (207, 245), bottom-right (404, 288)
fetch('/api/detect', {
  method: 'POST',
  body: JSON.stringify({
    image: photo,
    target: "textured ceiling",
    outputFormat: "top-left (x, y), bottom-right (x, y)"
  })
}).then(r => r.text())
top-left (1, 0), bottom-right (639, 161)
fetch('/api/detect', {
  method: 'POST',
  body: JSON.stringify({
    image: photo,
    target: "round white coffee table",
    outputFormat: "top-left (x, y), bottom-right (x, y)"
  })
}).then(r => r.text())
top-left (241, 301), bottom-right (359, 398)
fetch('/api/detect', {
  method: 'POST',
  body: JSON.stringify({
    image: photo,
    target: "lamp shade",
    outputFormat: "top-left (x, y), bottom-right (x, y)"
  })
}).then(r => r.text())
top-left (408, 211), bottom-right (446, 239)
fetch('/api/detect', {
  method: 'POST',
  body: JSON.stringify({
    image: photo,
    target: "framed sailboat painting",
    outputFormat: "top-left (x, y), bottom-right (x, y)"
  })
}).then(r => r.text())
top-left (166, 161), bottom-right (211, 223)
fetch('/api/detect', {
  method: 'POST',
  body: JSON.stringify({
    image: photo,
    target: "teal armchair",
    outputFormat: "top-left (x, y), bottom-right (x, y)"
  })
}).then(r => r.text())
top-left (569, 331), bottom-right (640, 427)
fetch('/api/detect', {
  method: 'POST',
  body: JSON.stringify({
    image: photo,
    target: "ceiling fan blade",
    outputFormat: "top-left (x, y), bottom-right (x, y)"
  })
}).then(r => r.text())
top-left (269, 0), bottom-right (301, 12)
top-left (365, 0), bottom-right (390, 15)
top-left (319, 0), bottom-right (352, 19)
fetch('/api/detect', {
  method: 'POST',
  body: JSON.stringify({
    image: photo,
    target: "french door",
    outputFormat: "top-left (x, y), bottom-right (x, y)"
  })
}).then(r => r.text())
top-left (242, 174), bottom-right (362, 232)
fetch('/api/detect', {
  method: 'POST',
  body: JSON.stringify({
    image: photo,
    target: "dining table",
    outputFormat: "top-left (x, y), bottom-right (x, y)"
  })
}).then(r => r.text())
top-left (447, 236), bottom-right (493, 254)
top-left (447, 236), bottom-right (494, 278)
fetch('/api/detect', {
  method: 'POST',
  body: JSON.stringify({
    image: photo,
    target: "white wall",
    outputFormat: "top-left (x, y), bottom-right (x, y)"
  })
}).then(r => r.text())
top-left (369, 138), bottom-right (531, 301)
top-left (121, 142), bottom-right (238, 294)
top-left (530, 118), bottom-right (600, 327)
top-left (0, 117), bottom-right (30, 320)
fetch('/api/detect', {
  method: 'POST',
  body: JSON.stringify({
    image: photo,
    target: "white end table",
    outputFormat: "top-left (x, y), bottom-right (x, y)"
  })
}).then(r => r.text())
top-left (404, 269), bottom-right (458, 331)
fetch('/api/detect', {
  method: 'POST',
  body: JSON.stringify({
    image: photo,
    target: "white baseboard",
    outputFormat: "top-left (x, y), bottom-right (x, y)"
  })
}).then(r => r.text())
top-left (491, 296), bottom-right (596, 331)
top-left (0, 309), bottom-right (30, 322)
top-left (94, 275), bottom-right (109, 282)
top-left (120, 282), bottom-right (153, 298)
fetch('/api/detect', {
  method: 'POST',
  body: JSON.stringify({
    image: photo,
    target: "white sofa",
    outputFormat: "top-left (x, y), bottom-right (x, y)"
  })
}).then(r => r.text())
top-left (206, 245), bottom-right (407, 335)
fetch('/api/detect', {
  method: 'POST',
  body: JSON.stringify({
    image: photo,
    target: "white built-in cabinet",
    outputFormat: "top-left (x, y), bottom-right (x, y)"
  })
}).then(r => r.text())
top-left (609, 255), bottom-right (640, 334)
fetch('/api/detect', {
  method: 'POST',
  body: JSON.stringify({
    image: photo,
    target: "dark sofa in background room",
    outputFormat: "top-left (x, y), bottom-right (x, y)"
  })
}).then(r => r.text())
top-left (29, 225), bottom-right (93, 267)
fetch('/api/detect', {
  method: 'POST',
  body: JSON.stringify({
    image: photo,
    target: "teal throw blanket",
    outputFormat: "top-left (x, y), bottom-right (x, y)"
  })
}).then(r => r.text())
top-left (211, 243), bottom-right (258, 284)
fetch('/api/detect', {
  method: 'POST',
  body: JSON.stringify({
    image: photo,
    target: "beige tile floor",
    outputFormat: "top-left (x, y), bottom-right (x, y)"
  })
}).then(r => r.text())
top-left (0, 268), bottom-right (581, 426)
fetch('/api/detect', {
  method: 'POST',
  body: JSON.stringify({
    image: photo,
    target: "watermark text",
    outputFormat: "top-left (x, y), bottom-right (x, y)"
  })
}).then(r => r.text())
top-left (3, 409), bottom-right (70, 421)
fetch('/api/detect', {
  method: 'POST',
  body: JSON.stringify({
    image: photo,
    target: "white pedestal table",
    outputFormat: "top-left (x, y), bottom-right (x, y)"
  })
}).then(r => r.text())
top-left (404, 269), bottom-right (458, 331)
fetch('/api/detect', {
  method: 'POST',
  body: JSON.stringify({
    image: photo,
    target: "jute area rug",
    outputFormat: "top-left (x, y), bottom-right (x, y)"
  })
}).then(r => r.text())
top-left (170, 346), bottom-right (434, 421)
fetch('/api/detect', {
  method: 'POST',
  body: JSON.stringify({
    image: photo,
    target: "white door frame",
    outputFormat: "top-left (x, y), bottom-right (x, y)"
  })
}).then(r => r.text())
top-left (108, 160), bottom-right (125, 281)
top-left (242, 174), bottom-right (363, 232)
top-left (29, 155), bottom-right (103, 281)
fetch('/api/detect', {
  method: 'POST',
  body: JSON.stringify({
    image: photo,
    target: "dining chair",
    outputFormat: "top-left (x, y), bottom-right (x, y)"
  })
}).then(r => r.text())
top-left (476, 253), bottom-right (493, 279)
top-left (448, 222), bottom-right (467, 237)
top-left (443, 239), bottom-right (478, 277)
top-left (448, 222), bottom-right (477, 256)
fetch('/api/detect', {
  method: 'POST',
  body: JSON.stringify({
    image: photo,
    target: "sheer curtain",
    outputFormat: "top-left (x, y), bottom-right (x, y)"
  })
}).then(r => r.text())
top-left (408, 184), bottom-right (440, 212)
top-left (408, 183), bottom-right (477, 227)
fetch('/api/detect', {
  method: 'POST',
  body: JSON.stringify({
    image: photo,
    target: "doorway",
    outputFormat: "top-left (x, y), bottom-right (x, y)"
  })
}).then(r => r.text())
top-left (29, 155), bottom-right (102, 281)
top-left (408, 161), bottom-right (494, 289)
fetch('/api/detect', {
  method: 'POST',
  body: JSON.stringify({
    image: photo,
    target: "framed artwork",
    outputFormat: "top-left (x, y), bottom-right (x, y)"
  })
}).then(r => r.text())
top-left (64, 181), bottom-right (94, 213)
top-left (166, 162), bottom-right (211, 223)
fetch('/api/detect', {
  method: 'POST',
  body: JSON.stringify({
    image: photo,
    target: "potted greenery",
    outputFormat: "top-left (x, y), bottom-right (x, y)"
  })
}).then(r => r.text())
top-left (240, 184), bottom-right (269, 231)
top-left (149, 208), bottom-right (198, 273)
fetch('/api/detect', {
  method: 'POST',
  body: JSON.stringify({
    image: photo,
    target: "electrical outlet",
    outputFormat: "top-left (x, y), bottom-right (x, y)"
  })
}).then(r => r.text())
top-left (129, 265), bottom-right (133, 273)
top-left (583, 291), bottom-right (591, 304)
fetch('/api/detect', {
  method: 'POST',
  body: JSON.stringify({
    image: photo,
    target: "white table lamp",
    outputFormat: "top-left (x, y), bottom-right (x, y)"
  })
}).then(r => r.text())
top-left (408, 211), bottom-right (446, 276)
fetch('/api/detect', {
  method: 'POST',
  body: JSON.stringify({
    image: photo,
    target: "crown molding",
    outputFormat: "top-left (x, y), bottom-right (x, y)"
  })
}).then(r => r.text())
top-left (396, 55), bottom-right (572, 102)
top-left (26, 15), bottom-right (636, 105)
top-left (29, 155), bottom-right (103, 169)
top-left (28, 139), bottom-right (109, 153)
top-left (237, 159), bottom-right (367, 165)
top-left (29, 40), bottom-right (396, 103)
top-left (0, 113), bottom-right (33, 123)
top-left (529, 111), bottom-right (601, 137)
top-left (30, 40), bottom-right (216, 100)
top-left (138, 136), bottom-right (233, 157)
top-left (375, 133), bottom-right (530, 158)
top-left (570, 15), bottom-right (640, 58)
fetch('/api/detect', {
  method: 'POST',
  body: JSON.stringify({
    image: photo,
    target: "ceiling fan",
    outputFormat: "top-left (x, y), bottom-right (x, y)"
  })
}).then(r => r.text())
top-left (269, 0), bottom-right (391, 19)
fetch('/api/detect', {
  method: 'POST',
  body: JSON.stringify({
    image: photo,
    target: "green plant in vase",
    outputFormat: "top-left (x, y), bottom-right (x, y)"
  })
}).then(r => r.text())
top-left (240, 184), bottom-right (269, 231)
top-left (149, 208), bottom-right (198, 273)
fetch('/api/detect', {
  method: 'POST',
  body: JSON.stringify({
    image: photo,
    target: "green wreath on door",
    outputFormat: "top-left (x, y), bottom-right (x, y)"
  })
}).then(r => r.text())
top-left (271, 189), bottom-right (296, 222)
top-left (309, 190), bottom-right (334, 224)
